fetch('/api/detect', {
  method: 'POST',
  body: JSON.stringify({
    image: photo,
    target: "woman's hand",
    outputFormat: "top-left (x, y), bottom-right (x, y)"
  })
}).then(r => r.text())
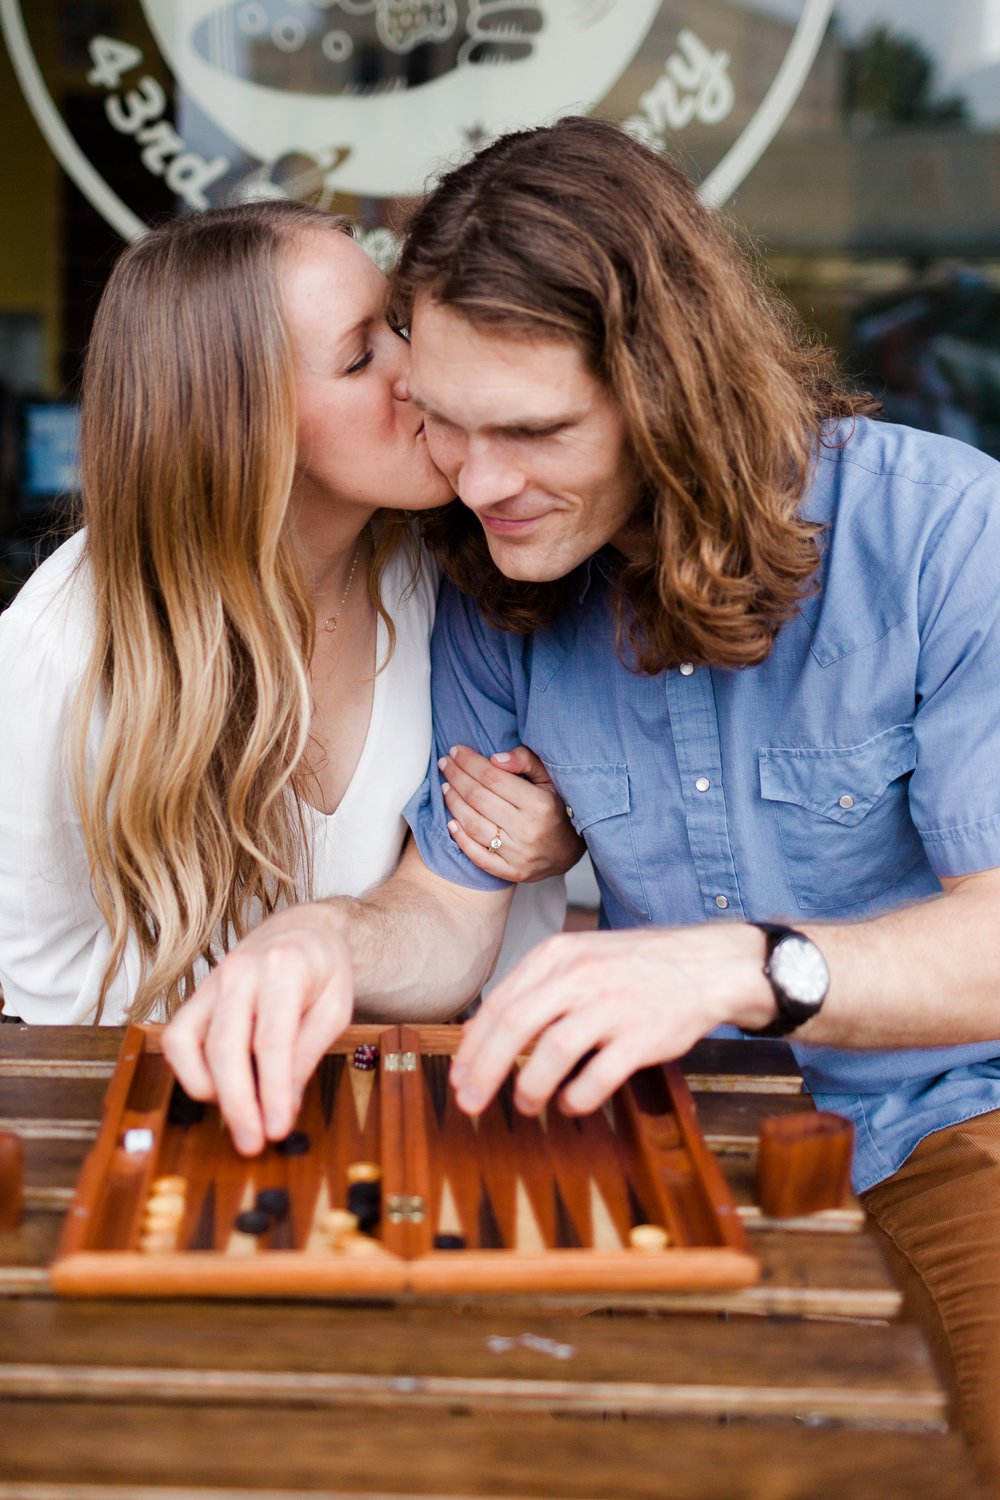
top-left (440, 743), bottom-right (585, 882)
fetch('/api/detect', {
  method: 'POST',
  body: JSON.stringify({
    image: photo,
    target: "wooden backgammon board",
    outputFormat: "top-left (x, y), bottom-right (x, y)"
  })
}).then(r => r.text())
top-left (51, 1023), bottom-right (759, 1297)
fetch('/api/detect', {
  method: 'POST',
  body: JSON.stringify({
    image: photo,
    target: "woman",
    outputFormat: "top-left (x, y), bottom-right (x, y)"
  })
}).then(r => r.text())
top-left (0, 200), bottom-right (580, 1026)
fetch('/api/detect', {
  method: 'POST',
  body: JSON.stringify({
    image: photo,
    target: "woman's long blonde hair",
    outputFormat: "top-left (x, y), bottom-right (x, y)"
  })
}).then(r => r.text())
top-left (73, 200), bottom-right (393, 1021)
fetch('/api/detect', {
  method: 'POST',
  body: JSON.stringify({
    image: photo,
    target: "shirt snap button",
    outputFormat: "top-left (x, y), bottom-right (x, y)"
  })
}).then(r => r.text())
top-left (679, 662), bottom-right (695, 676)
top-left (715, 894), bottom-right (729, 910)
top-left (565, 805), bottom-right (574, 819)
top-left (695, 777), bottom-right (711, 793)
top-left (838, 794), bottom-right (855, 810)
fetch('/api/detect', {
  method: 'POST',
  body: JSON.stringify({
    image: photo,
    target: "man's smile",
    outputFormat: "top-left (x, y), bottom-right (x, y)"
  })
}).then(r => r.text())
top-left (480, 508), bottom-right (551, 535)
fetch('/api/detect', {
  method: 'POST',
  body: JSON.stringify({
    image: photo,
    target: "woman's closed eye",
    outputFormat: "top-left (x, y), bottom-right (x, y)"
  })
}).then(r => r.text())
top-left (345, 348), bottom-right (374, 375)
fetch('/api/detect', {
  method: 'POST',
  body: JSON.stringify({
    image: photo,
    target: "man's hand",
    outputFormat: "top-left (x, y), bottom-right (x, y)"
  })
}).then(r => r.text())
top-left (450, 923), bottom-right (774, 1117)
top-left (161, 839), bottom-right (514, 1156)
top-left (161, 903), bottom-right (352, 1157)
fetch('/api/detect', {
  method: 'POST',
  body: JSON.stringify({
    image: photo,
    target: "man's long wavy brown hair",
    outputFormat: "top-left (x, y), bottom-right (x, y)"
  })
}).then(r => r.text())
top-left (391, 116), bottom-right (878, 672)
top-left (73, 201), bottom-right (402, 1022)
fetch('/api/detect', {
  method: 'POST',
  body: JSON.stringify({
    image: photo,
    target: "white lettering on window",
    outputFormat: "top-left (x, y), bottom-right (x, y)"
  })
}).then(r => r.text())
top-left (624, 30), bottom-right (734, 149)
top-left (89, 35), bottom-right (230, 213)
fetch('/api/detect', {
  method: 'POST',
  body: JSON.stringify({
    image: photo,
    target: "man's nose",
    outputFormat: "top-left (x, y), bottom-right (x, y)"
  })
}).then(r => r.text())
top-left (457, 440), bottom-right (525, 509)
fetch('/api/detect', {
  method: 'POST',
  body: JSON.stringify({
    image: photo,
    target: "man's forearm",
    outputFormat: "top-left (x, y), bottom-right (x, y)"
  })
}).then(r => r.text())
top-left (796, 869), bottom-right (1000, 1049)
top-left (335, 871), bottom-right (510, 1023)
top-left (443, 869), bottom-right (1000, 1125)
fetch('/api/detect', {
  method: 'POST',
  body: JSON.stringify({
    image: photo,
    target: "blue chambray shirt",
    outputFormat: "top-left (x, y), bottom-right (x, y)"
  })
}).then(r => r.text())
top-left (404, 418), bottom-right (1000, 1192)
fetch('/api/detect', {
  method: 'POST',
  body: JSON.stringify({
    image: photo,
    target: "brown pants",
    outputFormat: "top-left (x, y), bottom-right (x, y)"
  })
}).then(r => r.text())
top-left (862, 1110), bottom-right (1000, 1492)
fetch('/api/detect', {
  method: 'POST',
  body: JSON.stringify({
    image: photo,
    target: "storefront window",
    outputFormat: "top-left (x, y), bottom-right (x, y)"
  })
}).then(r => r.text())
top-left (2, 1), bottom-right (998, 594)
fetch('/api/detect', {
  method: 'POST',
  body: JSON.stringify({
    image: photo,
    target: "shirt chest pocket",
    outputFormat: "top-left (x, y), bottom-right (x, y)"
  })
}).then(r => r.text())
top-left (546, 762), bottom-right (651, 922)
top-left (758, 724), bottom-right (926, 911)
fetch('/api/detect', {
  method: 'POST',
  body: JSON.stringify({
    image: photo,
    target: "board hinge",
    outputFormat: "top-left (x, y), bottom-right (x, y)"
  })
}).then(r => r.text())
top-left (383, 1051), bottom-right (418, 1073)
top-left (386, 1194), bottom-right (426, 1224)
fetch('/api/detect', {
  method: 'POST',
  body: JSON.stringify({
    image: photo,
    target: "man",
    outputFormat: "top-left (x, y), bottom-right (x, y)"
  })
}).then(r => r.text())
top-left (165, 119), bottom-right (1000, 1481)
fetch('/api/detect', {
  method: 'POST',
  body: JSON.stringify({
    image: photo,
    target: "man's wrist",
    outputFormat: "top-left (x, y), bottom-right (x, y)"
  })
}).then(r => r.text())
top-left (744, 923), bottom-right (831, 1037)
top-left (645, 923), bottom-right (779, 1034)
top-left (729, 925), bottom-right (781, 1032)
top-left (320, 896), bottom-right (364, 967)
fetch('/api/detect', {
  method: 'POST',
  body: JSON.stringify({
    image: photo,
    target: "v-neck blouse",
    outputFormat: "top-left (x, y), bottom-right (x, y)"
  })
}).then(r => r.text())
top-left (0, 532), bottom-right (564, 1023)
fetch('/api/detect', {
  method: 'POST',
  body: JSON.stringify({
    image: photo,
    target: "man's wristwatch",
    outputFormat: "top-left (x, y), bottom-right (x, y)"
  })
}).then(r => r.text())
top-left (748, 923), bottom-right (830, 1037)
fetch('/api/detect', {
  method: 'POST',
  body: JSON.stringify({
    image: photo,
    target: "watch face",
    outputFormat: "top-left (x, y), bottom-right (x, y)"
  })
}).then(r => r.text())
top-left (770, 936), bottom-right (829, 1004)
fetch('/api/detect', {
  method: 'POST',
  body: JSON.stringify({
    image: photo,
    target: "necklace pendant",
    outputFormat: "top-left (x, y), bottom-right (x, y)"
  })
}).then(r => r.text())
top-left (314, 533), bottom-right (363, 639)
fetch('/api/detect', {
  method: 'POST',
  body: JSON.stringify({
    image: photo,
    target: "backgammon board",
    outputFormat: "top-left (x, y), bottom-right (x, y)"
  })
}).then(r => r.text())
top-left (51, 1023), bottom-right (758, 1297)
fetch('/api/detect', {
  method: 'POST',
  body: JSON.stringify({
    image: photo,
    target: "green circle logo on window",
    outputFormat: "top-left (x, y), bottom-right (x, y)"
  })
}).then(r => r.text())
top-left (2, 0), bottom-right (833, 246)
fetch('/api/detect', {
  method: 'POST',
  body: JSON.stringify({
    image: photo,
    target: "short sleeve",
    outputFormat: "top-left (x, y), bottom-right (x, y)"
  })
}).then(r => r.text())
top-left (404, 580), bottom-right (522, 892)
top-left (909, 472), bottom-right (1000, 876)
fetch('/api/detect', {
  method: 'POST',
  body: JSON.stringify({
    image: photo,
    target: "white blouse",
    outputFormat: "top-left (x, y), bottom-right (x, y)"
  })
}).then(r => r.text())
top-left (0, 531), bottom-right (564, 1023)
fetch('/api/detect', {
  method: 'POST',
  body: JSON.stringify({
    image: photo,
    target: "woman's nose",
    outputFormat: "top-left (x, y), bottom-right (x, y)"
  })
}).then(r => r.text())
top-left (392, 341), bottom-right (411, 401)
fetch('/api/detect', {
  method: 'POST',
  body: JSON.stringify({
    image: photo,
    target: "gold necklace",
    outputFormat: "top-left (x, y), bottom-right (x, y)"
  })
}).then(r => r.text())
top-left (317, 537), bottom-right (363, 635)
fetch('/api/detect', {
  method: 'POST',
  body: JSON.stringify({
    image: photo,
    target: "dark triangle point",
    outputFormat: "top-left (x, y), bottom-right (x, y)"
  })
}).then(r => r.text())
top-left (477, 1186), bottom-right (505, 1249)
top-left (552, 1181), bottom-right (583, 1248)
top-left (496, 1072), bottom-right (516, 1131)
top-left (187, 1183), bottom-right (216, 1251)
top-left (319, 1054), bottom-right (343, 1126)
top-left (626, 1179), bottom-right (649, 1228)
top-left (422, 1054), bottom-right (449, 1128)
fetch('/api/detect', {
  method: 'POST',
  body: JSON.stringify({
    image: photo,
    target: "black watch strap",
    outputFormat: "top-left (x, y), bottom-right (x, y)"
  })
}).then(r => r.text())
top-left (749, 922), bottom-right (828, 1038)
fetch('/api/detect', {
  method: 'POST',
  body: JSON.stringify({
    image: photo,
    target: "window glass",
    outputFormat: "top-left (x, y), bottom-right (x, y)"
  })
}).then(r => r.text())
top-left (2, 1), bottom-right (998, 590)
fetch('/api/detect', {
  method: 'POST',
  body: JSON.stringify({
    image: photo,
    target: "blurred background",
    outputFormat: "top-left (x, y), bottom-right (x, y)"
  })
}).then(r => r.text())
top-left (1, 0), bottom-right (998, 615)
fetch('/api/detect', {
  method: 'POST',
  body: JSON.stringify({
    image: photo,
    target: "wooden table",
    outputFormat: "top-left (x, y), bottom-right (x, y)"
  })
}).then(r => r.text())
top-left (0, 1022), bottom-right (986, 1499)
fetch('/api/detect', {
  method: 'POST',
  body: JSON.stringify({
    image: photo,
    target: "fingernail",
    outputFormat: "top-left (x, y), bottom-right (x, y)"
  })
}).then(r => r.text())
top-left (235, 1129), bottom-right (259, 1156)
top-left (492, 752), bottom-right (511, 764)
top-left (441, 781), bottom-right (450, 794)
top-left (265, 1113), bottom-right (285, 1138)
top-left (447, 820), bottom-right (459, 834)
top-left (457, 1088), bottom-right (481, 1113)
top-left (450, 1062), bottom-right (466, 1084)
top-left (437, 756), bottom-right (449, 770)
top-left (449, 745), bottom-right (458, 756)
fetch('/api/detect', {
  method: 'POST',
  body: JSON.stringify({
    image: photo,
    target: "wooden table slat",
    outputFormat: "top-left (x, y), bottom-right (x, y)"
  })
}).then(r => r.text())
top-left (683, 1038), bottom-right (803, 1079)
top-left (0, 1361), bottom-right (947, 1425)
top-left (0, 1079), bottom-right (112, 1121)
top-left (0, 1026), bottom-right (126, 1062)
top-left (0, 1302), bottom-right (939, 1401)
top-left (0, 1402), bottom-right (987, 1500)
